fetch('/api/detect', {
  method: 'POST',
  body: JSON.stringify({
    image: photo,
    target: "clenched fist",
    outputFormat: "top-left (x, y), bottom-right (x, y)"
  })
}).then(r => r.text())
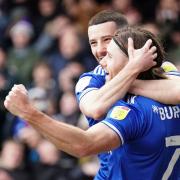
top-left (4, 84), bottom-right (32, 119)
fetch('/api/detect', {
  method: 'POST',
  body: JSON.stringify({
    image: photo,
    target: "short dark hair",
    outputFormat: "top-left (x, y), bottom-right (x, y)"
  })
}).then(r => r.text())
top-left (114, 26), bottom-right (166, 80)
top-left (88, 10), bottom-right (128, 29)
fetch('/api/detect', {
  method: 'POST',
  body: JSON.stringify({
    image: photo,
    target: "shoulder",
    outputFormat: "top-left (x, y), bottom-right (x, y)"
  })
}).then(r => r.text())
top-left (78, 65), bottom-right (106, 80)
top-left (107, 100), bottom-right (139, 120)
top-left (75, 65), bottom-right (106, 93)
top-left (161, 61), bottom-right (178, 72)
top-left (75, 66), bottom-right (106, 101)
top-left (102, 100), bottom-right (145, 144)
top-left (161, 61), bottom-right (180, 77)
top-left (79, 65), bottom-right (105, 78)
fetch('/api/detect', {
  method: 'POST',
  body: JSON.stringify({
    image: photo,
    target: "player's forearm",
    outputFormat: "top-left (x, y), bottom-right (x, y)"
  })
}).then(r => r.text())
top-left (131, 79), bottom-right (180, 104)
top-left (80, 63), bottom-right (140, 119)
top-left (22, 107), bottom-right (92, 157)
top-left (22, 106), bottom-right (118, 157)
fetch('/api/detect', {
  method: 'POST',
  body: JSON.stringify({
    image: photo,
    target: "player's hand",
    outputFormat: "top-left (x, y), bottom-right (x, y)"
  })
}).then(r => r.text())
top-left (128, 37), bottom-right (157, 72)
top-left (4, 84), bottom-right (30, 119)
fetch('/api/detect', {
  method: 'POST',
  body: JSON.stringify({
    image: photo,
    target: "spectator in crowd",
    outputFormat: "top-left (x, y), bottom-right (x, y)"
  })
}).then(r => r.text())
top-left (32, 139), bottom-right (65, 180)
top-left (141, 22), bottom-right (160, 37)
top-left (58, 62), bottom-right (84, 93)
top-left (34, 15), bottom-right (72, 56)
top-left (62, 0), bottom-right (99, 34)
top-left (34, 0), bottom-right (61, 38)
top-left (0, 139), bottom-right (31, 180)
top-left (33, 139), bottom-right (86, 180)
top-left (53, 91), bottom-right (81, 126)
top-left (30, 62), bottom-right (58, 106)
top-left (8, 20), bottom-right (41, 86)
top-left (46, 25), bottom-right (94, 84)
top-left (111, 0), bottom-right (142, 25)
top-left (167, 23), bottom-right (180, 68)
top-left (0, 45), bottom-right (18, 147)
top-left (0, 45), bottom-right (18, 92)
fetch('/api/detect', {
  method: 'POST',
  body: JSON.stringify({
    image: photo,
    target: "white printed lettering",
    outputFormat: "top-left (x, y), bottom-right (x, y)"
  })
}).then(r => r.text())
top-left (164, 107), bottom-right (173, 119)
top-left (159, 107), bottom-right (166, 120)
top-left (172, 106), bottom-right (180, 118)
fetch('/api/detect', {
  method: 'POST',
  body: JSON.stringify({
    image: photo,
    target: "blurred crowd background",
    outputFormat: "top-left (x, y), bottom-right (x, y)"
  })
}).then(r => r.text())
top-left (0, 0), bottom-right (179, 179)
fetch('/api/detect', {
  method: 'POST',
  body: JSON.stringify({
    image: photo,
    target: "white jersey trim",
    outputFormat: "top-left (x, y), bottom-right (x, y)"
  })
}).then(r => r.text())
top-left (101, 121), bottom-right (124, 145)
top-left (79, 87), bottom-right (98, 101)
top-left (165, 71), bottom-right (180, 76)
top-left (93, 65), bottom-right (106, 76)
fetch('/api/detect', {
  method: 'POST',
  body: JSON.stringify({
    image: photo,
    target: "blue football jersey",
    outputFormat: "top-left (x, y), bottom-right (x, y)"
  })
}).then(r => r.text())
top-left (75, 64), bottom-right (180, 180)
top-left (75, 65), bottom-right (116, 180)
top-left (75, 66), bottom-right (127, 180)
top-left (102, 96), bottom-right (180, 180)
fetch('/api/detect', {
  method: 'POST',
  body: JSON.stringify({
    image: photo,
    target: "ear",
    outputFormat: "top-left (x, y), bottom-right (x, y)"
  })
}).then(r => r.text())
top-left (128, 37), bottom-right (134, 58)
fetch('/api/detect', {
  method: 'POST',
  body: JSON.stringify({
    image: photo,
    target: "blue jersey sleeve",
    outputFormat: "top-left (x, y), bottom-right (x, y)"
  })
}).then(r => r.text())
top-left (101, 101), bottom-right (146, 144)
top-left (75, 65), bottom-right (106, 103)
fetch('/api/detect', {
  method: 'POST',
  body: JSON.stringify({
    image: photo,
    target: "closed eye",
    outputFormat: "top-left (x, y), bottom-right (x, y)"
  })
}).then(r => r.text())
top-left (90, 41), bottom-right (97, 47)
top-left (103, 35), bottom-right (113, 42)
top-left (104, 37), bottom-right (112, 42)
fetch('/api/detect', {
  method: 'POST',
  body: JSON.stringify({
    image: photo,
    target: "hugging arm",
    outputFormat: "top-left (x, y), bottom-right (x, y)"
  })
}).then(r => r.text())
top-left (79, 64), bottom-right (144, 120)
top-left (130, 76), bottom-right (180, 104)
top-left (79, 39), bottom-right (156, 119)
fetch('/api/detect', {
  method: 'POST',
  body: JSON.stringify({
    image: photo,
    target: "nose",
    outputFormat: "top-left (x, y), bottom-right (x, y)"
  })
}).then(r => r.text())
top-left (96, 42), bottom-right (107, 59)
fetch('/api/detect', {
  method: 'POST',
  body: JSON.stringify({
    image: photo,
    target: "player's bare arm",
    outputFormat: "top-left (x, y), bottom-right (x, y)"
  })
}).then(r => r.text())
top-left (4, 84), bottom-right (120, 157)
top-left (130, 76), bottom-right (180, 104)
